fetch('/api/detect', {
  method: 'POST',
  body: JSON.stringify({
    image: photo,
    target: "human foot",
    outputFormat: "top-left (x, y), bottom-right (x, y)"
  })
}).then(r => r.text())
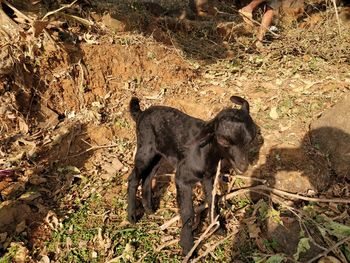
top-left (239, 9), bottom-right (253, 27)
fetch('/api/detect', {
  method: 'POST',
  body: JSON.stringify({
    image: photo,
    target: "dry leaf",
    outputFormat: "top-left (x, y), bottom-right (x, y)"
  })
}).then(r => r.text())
top-left (31, 20), bottom-right (49, 37)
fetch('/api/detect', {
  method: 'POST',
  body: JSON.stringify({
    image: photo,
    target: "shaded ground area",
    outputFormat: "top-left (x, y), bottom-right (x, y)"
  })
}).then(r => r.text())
top-left (0, 0), bottom-right (349, 262)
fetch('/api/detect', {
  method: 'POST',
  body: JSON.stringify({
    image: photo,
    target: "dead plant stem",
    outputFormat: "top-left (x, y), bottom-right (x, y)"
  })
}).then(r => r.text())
top-left (306, 236), bottom-right (350, 263)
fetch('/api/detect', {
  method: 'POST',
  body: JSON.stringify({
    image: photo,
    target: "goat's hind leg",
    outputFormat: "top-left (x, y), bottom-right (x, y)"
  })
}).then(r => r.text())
top-left (127, 149), bottom-right (159, 223)
top-left (141, 155), bottom-right (161, 214)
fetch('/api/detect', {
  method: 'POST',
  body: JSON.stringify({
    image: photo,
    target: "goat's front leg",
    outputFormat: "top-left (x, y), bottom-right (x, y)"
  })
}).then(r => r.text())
top-left (176, 173), bottom-right (195, 256)
top-left (202, 176), bottom-right (216, 220)
top-left (203, 174), bottom-right (226, 235)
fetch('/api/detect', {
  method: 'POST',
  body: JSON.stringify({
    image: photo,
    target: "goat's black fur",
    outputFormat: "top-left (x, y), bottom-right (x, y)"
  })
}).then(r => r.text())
top-left (127, 96), bottom-right (257, 255)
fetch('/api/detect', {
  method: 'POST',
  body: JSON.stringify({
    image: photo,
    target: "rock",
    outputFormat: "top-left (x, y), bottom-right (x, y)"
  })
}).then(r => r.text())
top-left (263, 216), bottom-right (323, 261)
top-left (39, 255), bottom-right (50, 263)
top-left (101, 158), bottom-right (124, 180)
top-left (37, 105), bottom-right (60, 129)
top-left (310, 95), bottom-right (350, 180)
top-left (101, 14), bottom-right (126, 32)
top-left (318, 256), bottom-right (342, 263)
top-left (0, 201), bottom-right (31, 233)
top-left (249, 144), bottom-right (330, 193)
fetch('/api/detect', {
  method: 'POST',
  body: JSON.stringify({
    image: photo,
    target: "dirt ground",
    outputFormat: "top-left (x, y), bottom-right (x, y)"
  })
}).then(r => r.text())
top-left (0, 0), bottom-right (350, 262)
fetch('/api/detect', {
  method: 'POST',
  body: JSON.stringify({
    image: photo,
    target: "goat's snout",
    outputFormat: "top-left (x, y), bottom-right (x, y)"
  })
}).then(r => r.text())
top-left (225, 146), bottom-right (249, 174)
top-left (229, 158), bottom-right (248, 174)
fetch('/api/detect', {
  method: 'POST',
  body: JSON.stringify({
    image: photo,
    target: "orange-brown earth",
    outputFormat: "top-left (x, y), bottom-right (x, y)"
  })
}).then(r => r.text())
top-left (0, 0), bottom-right (349, 261)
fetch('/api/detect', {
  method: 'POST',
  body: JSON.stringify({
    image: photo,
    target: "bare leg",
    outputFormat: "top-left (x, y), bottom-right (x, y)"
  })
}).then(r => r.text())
top-left (257, 7), bottom-right (276, 41)
top-left (239, 0), bottom-right (266, 26)
top-left (241, 0), bottom-right (266, 13)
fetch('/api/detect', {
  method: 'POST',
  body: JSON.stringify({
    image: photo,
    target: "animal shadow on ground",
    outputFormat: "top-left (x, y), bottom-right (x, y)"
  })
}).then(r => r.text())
top-left (232, 127), bottom-right (350, 262)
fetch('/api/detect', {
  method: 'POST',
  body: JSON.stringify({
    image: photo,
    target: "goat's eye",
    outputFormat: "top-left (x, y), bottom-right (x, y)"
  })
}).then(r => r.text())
top-left (217, 136), bottom-right (231, 147)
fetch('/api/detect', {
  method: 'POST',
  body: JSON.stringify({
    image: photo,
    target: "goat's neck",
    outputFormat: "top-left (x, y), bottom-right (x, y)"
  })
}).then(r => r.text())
top-left (200, 141), bottom-right (221, 163)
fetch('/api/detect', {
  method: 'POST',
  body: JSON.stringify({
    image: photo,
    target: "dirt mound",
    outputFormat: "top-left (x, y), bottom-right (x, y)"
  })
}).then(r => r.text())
top-left (0, 0), bottom-right (350, 262)
top-left (310, 95), bottom-right (350, 180)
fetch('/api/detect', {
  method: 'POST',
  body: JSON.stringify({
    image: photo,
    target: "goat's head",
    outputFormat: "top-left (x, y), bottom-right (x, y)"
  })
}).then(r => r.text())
top-left (198, 96), bottom-right (257, 174)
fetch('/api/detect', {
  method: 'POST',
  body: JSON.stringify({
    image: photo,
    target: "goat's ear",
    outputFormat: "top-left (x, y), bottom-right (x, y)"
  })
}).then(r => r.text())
top-left (230, 96), bottom-right (250, 113)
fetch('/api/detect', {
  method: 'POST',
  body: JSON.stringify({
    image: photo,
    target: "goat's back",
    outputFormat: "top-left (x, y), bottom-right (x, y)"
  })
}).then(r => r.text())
top-left (135, 106), bottom-right (205, 157)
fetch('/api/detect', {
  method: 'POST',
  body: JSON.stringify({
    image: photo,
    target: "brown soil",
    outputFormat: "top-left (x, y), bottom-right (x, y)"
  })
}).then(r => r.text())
top-left (0, 0), bottom-right (349, 262)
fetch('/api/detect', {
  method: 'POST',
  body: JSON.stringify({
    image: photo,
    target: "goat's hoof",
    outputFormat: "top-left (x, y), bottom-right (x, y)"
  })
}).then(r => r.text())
top-left (144, 208), bottom-right (154, 215)
top-left (143, 205), bottom-right (155, 215)
top-left (128, 213), bottom-right (139, 224)
top-left (182, 247), bottom-right (197, 257)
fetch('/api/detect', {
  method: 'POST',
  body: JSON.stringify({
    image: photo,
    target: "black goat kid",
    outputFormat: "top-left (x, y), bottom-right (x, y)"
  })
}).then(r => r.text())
top-left (127, 96), bottom-right (256, 255)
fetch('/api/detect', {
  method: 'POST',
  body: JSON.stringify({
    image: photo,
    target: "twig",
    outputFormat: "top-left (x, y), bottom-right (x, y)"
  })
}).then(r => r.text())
top-left (69, 144), bottom-right (120, 157)
top-left (2, 0), bottom-right (33, 22)
top-left (191, 231), bottom-right (237, 263)
top-left (331, 0), bottom-right (342, 37)
top-left (217, 8), bottom-right (280, 37)
top-left (160, 185), bottom-right (350, 230)
top-left (62, 13), bottom-right (94, 27)
top-left (156, 238), bottom-right (179, 252)
top-left (182, 215), bottom-right (220, 263)
top-left (211, 160), bottom-right (221, 223)
top-left (306, 236), bottom-right (350, 263)
top-left (136, 238), bottom-right (179, 263)
top-left (238, 185), bottom-right (350, 204)
top-left (232, 174), bottom-right (267, 184)
top-left (2, 0), bottom-right (60, 49)
top-left (42, 0), bottom-right (78, 20)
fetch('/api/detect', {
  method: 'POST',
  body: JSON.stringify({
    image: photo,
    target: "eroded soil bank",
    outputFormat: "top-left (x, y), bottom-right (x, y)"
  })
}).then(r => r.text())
top-left (0, 0), bottom-right (349, 262)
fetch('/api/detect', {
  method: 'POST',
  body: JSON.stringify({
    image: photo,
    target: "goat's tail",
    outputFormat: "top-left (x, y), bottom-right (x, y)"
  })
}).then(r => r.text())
top-left (129, 97), bottom-right (142, 122)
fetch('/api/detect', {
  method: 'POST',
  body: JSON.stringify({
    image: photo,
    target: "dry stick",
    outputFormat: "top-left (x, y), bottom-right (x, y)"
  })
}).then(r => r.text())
top-left (331, 0), bottom-right (342, 37)
top-left (211, 160), bottom-right (221, 223)
top-left (191, 231), bottom-right (237, 263)
top-left (156, 238), bottom-right (180, 252)
top-left (182, 215), bottom-right (220, 263)
top-left (160, 185), bottom-right (350, 230)
top-left (232, 174), bottom-right (267, 184)
top-left (160, 174), bottom-right (265, 230)
top-left (69, 144), bottom-right (120, 158)
top-left (2, 0), bottom-right (31, 22)
top-left (42, 0), bottom-right (78, 20)
top-left (306, 236), bottom-right (350, 263)
top-left (216, 9), bottom-right (280, 38)
top-left (236, 185), bottom-right (350, 204)
top-left (2, 0), bottom-right (60, 49)
top-left (136, 239), bottom-right (180, 263)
